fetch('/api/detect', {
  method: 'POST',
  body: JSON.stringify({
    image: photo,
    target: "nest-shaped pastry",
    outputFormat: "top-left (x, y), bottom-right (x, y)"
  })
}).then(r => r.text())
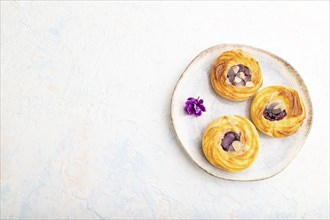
top-left (251, 85), bottom-right (306, 137)
top-left (211, 50), bottom-right (263, 101)
top-left (202, 115), bottom-right (260, 172)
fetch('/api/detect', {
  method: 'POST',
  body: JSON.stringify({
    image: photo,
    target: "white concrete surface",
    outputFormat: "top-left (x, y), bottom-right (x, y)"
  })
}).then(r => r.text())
top-left (1, 1), bottom-right (329, 219)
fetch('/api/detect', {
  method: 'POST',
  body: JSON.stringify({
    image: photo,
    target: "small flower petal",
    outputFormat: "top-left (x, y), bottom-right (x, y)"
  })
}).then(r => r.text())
top-left (195, 111), bottom-right (202, 117)
top-left (199, 104), bottom-right (206, 112)
top-left (185, 100), bottom-right (194, 105)
top-left (195, 106), bottom-right (201, 114)
top-left (186, 105), bottom-right (194, 114)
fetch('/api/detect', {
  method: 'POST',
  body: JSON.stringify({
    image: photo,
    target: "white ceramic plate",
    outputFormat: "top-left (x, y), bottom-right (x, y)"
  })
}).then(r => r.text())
top-left (171, 44), bottom-right (313, 181)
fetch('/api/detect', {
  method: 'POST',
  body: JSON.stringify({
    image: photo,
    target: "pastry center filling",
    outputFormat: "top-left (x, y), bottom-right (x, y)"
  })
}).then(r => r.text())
top-left (221, 131), bottom-right (242, 152)
top-left (227, 64), bottom-right (253, 87)
top-left (263, 101), bottom-right (287, 121)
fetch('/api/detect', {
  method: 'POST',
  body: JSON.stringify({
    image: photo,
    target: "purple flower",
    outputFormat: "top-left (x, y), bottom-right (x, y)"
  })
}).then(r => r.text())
top-left (184, 96), bottom-right (206, 117)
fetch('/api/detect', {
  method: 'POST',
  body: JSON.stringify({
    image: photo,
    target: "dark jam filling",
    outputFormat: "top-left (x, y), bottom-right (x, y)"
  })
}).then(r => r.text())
top-left (221, 131), bottom-right (240, 152)
top-left (227, 64), bottom-right (252, 86)
top-left (263, 108), bottom-right (287, 121)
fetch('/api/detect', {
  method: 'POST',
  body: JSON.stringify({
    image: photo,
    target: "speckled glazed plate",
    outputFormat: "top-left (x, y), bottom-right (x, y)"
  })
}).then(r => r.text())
top-left (171, 44), bottom-right (312, 181)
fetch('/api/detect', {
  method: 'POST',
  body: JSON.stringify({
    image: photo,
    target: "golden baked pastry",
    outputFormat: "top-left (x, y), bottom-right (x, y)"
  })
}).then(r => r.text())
top-left (251, 85), bottom-right (306, 137)
top-left (202, 115), bottom-right (260, 172)
top-left (211, 50), bottom-right (263, 101)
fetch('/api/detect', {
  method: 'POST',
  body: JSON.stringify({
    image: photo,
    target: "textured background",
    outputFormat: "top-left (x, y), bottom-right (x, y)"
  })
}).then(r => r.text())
top-left (1, 1), bottom-right (329, 219)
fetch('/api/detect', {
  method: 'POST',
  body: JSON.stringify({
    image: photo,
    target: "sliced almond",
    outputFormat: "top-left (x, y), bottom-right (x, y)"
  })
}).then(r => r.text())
top-left (233, 66), bottom-right (240, 73)
top-left (245, 81), bottom-right (254, 87)
top-left (234, 77), bottom-right (242, 83)
top-left (272, 108), bottom-right (282, 114)
top-left (238, 72), bottom-right (245, 79)
top-left (232, 141), bottom-right (242, 151)
top-left (267, 102), bottom-right (277, 109)
top-left (227, 70), bottom-right (235, 77)
top-left (273, 103), bottom-right (285, 111)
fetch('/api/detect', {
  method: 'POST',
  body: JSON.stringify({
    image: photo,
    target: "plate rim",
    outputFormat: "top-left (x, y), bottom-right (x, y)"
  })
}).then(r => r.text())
top-left (170, 43), bottom-right (313, 181)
